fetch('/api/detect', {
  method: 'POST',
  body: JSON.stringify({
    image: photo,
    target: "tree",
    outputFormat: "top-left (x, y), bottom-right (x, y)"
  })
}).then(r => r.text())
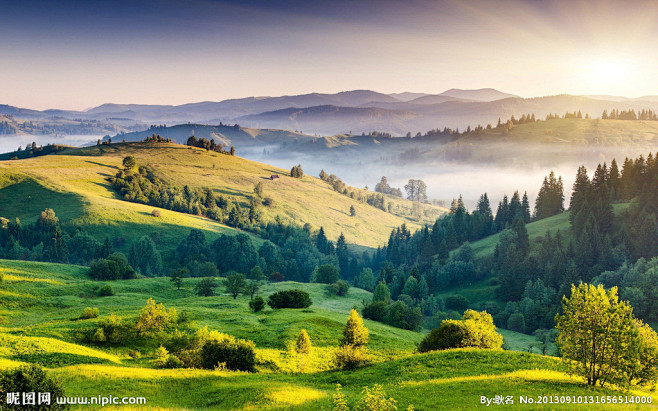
top-left (253, 182), bottom-right (263, 198)
top-left (350, 205), bottom-right (356, 216)
top-left (295, 329), bottom-right (312, 373)
top-left (341, 309), bottom-right (369, 347)
top-left (404, 179), bottom-right (427, 202)
top-left (555, 283), bottom-right (638, 387)
top-left (290, 164), bottom-right (304, 178)
top-left (244, 280), bottom-right (260, 300)
top-left (196, 277), bottom-right (218, 297)
top-left (122, 155), bottom-right (137, 170)
top-left (170, 268), bottom-right (188, 290)
top-left (372, 281), bottom-right (391, 304)
top-left (223, 273), bottom-right (246, 299)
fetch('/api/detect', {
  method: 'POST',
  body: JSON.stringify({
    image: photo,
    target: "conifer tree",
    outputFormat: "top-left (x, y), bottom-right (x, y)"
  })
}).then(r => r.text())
top-left (341, 309), bottom-right (369, 347)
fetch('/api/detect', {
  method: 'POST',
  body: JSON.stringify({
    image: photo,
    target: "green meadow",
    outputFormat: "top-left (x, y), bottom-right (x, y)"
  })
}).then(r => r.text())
top-left (1, 258), bottom-right (656, 410)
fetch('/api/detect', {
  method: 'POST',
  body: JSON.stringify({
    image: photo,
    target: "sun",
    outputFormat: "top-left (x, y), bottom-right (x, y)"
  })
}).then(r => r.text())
top-left (589, 58), bottom-right (631, 84)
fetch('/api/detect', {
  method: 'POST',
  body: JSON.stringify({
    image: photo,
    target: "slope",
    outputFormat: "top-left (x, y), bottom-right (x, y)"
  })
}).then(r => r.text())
top-left (0, 143), bottom-right (446, 252)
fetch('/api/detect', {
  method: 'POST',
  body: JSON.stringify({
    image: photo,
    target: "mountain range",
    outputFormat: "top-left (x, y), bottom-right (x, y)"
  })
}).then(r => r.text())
top-left (2, 89), bottom-right (658, 137)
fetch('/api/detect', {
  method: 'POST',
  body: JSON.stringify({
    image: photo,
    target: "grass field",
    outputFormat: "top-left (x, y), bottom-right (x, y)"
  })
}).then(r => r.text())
top-left (1, 258), bottom-right (656, 410)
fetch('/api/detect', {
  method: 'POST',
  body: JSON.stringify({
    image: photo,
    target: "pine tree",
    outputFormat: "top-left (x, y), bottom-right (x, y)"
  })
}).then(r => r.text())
top-left (341, 309), bottom-right (369, 347)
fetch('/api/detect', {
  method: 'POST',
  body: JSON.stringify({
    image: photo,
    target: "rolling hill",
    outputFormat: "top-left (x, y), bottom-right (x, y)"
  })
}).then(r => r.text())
top-left (0, 142), bottom-right (447, 257)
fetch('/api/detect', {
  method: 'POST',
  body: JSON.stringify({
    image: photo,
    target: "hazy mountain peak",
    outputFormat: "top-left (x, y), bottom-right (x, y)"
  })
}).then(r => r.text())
top-left (438, 88), bottom-right (519, 102)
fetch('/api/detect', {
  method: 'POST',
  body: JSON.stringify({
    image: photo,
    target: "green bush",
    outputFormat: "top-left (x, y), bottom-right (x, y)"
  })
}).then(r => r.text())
top-left (0, 365), bottom-right (67, 410)
top-left (88, 252), bottom-right (136, 280)
top-left (314, 264), bottom-right (340, 284)
top-left (384, 301), bottom-right (423, 331)
top-left (98, 284), bottom-right (114, 297)
top-left (84, 314), bottom-right (132, 345)
top-left (79, 307), bottom-right (99, 320)
top-left (200, 335), bottom-right (256, 372)
top-left (134, 298), bottom-right (178, 337)
top-left (418, 310), bottom-right (503, 352)
top-left (326, 280), bottom-right (350, 296)
top-left (195, 277), bottom-right (218, 297)
top-left (249, 296), bottom-right (266, 312)
top-left (362, 301), bottom-right (388, 322)
top-left (267, 289), bottom-right (312, 309)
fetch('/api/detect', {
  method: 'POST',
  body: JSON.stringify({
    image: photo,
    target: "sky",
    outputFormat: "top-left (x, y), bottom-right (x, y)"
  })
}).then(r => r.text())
top-left (2, 0), bottom-right (658, 110)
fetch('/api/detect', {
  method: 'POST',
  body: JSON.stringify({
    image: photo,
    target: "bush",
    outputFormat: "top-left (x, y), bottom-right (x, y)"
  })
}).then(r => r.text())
top-left (249, 296), bottom-right (266, 313)
top-left (334, 344), bottom-right (369, 370)
top-left (267, 289), bottom-right (312, 309)
top-left (314, 264), bottom-right (340, 284)
top-left (79, 307), bottom-right (99, 320)
top-left (151, 209), bottom-right (161, 217)
top-left (445, 294), bottom-right (469, 312)
top-left (384, 301), bottom-right (423, 331)
top-left (0, 365), bottom-right (67, 410)
top-left (200, 335), bottom-right (256, 372)
top-left (262, 197), bottom-right (275, 207)
top-left (98, 284), bottom-right (115, 297)
top-left (362, 301), bottom-right (388, 322)
top-left (135, 298), bottom-right (178, 337)
top-left (88, 252), bottom-right (136, 280)
top-left (418, 310), bottom-right (503, 352)
top-left (326, 280), bottom-right (350, 296)
top-left (195, 277), bottom-right (218, 296)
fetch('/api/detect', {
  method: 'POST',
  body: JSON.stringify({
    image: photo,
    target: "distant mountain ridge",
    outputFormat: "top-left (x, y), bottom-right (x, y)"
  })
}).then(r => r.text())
top-left (3, 89), bottom-right (658, 137)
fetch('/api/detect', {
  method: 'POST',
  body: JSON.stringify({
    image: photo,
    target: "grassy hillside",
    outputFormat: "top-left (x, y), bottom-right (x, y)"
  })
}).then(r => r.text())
top-left (0, 143), bottom-right (446, 255)
top-left (2, 259), bottom-right (656, 410)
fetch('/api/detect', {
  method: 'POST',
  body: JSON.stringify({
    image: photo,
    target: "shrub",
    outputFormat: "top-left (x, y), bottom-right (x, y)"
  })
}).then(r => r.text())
top-left (326, 280), bottom-right (350, 296)
top-left (445, 294), bottom-right (469, 311)
top-left (334, 344), bottom-right (369, 370)
top-left (151, 209), bottom-right (161, 217)
top-left (267, 289), bottom-right (312, 309)
top-left (335, 280), bottom-right (350, 296)
top-left (314, 264), bottom-right (340, 284)
top-left (0, 365), bottom-right (67, 410)
top-left (98, 284), bottom-right (114, 297)
top-left (134, 298), bottom-right (178, 337)
top-left (79, 307), bottom-right (99, 320)
top-left (262, 197), bottom-right (275, 207)
top-left (249, 296), bottom-right (266, 312)
top-left (354, 384), bottom-right (398, 411)
top-left (200, 334), bottom-right (256, 372)
top-left (384, 301), bottom-right (423, 331)
top-left (85, 314), bottom-right (132, 345)
top-left (362, 301), bottom-right (388, 322)
top-left (195, 277), bottom-right (218, 296)
top-left (88, 252), bottom-right (136, 280)
top-left (418, 310), bottom-right (503, 352)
